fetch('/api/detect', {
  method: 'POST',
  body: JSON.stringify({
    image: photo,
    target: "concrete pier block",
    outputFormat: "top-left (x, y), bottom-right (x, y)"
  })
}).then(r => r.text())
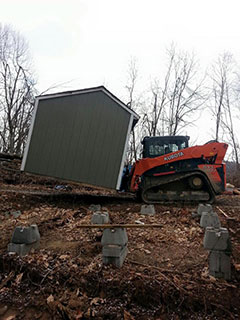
top-left (101, 228), bottom-right (128, 268)
top-left (101, 228), bottom-right (128, 247)
top-left (89, 204), bottom-right (101, 212)
top-left (140, 205), bottom-right (155, 215)
top-left (11, 225), bottom-right (40, 244)
top-left (103, 244), bottom-right (124, 257)
top-left (197, 204), bottom-right (213, 216)
top-left (203, 227), bottom-right (230, 251)
top-left (209, 251), bottom-right (231, 280)
top-left (102, 245), bottom-right (128, 268)
top-left (8, 241), bottom-right (40, 256)
top-left (200, 211), bottom-right (221, 229)
top-left (91, 211), bottom-right (109, 224)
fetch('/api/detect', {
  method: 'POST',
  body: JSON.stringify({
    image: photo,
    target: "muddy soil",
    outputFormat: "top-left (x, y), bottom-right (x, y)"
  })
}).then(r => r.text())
top-left (0, 161), bottom-right (240, 319)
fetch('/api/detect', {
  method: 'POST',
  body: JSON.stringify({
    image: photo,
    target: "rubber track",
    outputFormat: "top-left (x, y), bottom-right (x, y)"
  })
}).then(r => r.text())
top-left (141, 171), bottom-right (216, 204)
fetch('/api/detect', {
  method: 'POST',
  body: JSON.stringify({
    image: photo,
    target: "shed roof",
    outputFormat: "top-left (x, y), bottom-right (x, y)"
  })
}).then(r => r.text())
top-left (37, 85), bottom-right (140, 124)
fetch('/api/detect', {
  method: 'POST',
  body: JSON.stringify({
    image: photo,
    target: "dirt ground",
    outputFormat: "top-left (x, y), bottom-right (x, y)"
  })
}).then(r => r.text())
top-left (0, 160), bottom-right (240, 319)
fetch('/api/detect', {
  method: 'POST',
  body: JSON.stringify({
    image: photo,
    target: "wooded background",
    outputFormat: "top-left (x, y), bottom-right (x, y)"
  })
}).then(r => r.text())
top-left (0, 24), bottom-right (239, 175)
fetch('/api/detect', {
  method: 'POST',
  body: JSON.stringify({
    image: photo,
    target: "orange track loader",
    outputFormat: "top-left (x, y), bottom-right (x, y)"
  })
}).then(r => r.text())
top-left (125, 136), bottom-right (228, 203)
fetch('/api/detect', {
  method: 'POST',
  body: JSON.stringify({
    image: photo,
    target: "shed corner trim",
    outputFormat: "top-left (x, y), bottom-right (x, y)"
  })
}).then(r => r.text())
top-left (21, 98), bottom-right (39, 171)
top-left (116, 114), bottom-right (134, 190)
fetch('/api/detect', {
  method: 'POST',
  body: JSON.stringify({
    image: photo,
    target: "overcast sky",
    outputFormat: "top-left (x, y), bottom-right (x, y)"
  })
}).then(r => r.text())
top-left (1, 0), bottom-right (240, 145)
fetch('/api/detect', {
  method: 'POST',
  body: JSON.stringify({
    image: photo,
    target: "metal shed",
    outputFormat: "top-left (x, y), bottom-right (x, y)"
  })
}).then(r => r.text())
top-left (21, 86), bottom-right (139, 190)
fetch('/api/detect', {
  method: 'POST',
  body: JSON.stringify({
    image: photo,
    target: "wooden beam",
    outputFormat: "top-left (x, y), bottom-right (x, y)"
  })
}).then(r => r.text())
top-left (216, 206), bottom-right (230, 219)
top-left (75, 224), bottom-right (163, 229)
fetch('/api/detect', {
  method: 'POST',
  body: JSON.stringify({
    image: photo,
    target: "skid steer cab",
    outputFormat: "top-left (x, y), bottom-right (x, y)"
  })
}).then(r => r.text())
top-left (141, 136), bottom-right (189, 158)
top-left (124, 135), bottom-right (228, 204)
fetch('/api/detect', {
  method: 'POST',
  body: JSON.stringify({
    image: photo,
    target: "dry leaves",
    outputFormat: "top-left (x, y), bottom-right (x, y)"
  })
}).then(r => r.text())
top-left (15, 273), bottom-right (23, 285)
top-left (124, 310), bottom-right (135, 320)
top-left (0, 165), bottom-right (240, 320)
top-left (47, 294), bottom-right (54, 304)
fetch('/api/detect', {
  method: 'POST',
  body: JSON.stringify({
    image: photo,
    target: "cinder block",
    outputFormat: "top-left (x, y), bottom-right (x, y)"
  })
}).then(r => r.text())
top-left (11, 225), bottom-right (40, 244)
top-left (200, 211), bottom-right (221, 228)
top-left (89, 204), bottom-right (101, 212)
top-left (101, 228), bottom-right (128, 247)
top-left (8, 241), bottom-right (40, 256)
top-left (203, 227), bottom-right (230, 251)
top-left (102, 245), bottom-right (128, 268)
top-left (209, 250), bottom-right (231, 280)
top-left (91, 211), bottom-right (109, 224)
top-left (140, 205), bottom-right (155, 215)
top-left (197, 204), bottom-right (213, 216)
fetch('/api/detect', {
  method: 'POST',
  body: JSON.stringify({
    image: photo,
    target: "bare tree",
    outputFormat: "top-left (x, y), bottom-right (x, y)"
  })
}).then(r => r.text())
top-left (0, 24), bottom-right (36, 155)
top-left (210, 53), bottom-right (229, 141)
top-left (142, 44), bottom-right (205, 138)
top-left (142, 55), bottom-right (173, 137)
top-left (125, 57), bottom-right (140, 163)
top-left (210, 53), bottom-right (239, 163)
top-left (222, 90), bottom-right (239, 164)
top-left (165, 46), bottom-right (206, 135)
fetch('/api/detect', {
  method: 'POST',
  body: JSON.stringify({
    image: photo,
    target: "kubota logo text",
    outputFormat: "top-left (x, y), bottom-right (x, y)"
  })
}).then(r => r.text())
top-left (164, 151), bottom-right (184, 161)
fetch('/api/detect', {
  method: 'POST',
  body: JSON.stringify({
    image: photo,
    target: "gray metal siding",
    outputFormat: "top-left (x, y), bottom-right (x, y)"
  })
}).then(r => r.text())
top-left (24, 91), bottom-right (130, 189)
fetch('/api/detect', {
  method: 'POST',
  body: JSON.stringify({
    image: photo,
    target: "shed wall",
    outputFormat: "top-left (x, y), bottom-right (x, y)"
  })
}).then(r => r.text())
top-left (24, 91), bottom-right (131, 189)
